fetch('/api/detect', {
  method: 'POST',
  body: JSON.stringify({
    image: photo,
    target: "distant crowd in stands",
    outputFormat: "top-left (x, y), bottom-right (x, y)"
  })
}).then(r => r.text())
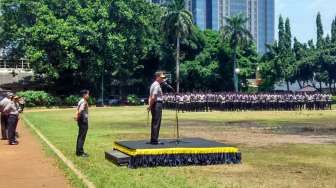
top-left (162, 92), bottom-right (333, 112)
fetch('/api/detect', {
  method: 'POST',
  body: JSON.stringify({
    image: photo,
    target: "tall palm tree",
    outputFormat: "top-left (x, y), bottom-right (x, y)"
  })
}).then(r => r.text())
top-left (221, 14), bottom-right (252, 92)
top-left (161, 0), bottom-right (193, 92)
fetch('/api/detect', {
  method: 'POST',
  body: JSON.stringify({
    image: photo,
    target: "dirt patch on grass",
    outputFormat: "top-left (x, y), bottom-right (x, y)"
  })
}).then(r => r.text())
top-left (179, 121), bottom-right (336, 146)
top-left (177, 120), bottom-right (265, 129)
top-left (273, 125), bottom-right (336, 135)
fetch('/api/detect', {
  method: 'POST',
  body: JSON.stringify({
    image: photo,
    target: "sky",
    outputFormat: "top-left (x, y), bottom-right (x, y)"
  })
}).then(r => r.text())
top-left (275, 0), bottom-right (336, 43)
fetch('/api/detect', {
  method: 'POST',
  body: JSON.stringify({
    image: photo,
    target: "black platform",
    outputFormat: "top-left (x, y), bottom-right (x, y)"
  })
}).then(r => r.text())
top-left (105, 138), bottom-right (241, 168)
top-left (115, 138), bottom-right (234, 149)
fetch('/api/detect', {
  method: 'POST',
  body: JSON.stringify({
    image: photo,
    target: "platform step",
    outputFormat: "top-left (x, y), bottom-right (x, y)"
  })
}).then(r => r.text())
top-left (105, 150), bottom-right (130, 166)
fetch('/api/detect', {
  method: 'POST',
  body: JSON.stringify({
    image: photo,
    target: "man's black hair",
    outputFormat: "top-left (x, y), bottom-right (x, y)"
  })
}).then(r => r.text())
top-left (80, 90), bottom-right (89, 97)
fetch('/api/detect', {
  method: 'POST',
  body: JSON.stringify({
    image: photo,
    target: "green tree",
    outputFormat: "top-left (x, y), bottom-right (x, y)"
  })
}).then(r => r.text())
top-left (278, 15), bottom-right (286, 51)
top-left (0, 0), bottom-right (163, 96)
top-left (314, 12), bottom-right (328, 88)
top-left (332, 18), bottom-right (336, 43)
top-left (221, 14), bottom-right (252, 92)
top-left (283, 18), bottom-right (295, 90)
top-left (284, 18), bottom-right (292, 49)
top-left (161, 0), bottom-right (193, 92)
top-left (316, 12), bottom-right (324, 48)
top-left (260, 16), bottom-right (294, 91)
top-left (180, 30), bottom-right (226, 91)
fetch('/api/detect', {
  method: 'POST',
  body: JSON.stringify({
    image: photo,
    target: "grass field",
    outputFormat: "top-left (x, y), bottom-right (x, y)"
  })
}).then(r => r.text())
top-left (23, 107), bottom-right (336, 188)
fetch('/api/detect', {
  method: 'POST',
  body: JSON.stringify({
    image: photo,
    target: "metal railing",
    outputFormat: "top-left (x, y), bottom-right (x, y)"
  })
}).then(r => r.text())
top-left (0, 59), bottom-right (31, 70)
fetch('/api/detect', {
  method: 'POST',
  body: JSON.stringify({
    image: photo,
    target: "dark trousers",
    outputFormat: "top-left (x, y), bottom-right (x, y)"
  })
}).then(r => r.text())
top-left (151, 102), bottom-right (162, 143)
top-left (1, 114), bottom-right (8, 139)
top-left (7, 114), bottom-right (18, 143)
top-left (76, 118), bottom-right (88, 155)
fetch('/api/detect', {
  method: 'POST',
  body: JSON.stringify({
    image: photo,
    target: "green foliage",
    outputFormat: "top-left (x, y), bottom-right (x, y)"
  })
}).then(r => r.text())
top-left (332, 18), bottom-right (336, 43)
top-left (17, 90), bottom-right (58, 107)
top-left (0, 0), bottom-right (163, 96)
top-left (259, 14), bottom-right (336, 92)
top-left (64, 95), bottom-right (81, 106)
top-left (331, 96), bottom-right (336, 103)
top-left (64, 95), bottom-right (95, 106)
top-left (127, 94), bottom-right (141, 105)
top-left (16, 91), bottom-right (97, 107)
top-left (316, 12), bottom-right (324, 48)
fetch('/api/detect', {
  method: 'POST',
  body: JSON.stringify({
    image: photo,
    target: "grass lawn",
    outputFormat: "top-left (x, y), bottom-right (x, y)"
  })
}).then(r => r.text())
top-left (23, 107), bottom-right (336, 188)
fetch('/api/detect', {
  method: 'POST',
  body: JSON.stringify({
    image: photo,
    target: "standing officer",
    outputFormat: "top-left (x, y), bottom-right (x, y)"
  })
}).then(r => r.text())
top-left (3, 95), bottom-right (20, 145)
top-left (0, 92), bottom-right (13, 140)
top-left (75, 90), bottom-right (90, 157)
top-left (148, 71), bottom-right (166, 145)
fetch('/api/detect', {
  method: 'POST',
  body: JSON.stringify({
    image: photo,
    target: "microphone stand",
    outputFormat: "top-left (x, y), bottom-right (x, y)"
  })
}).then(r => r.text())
top-left (162, 81), bottom-right (189, 144)
top-left (163, 82), bottom-right (189, 144)
top-left (171, 92), bottom-right (190, 144)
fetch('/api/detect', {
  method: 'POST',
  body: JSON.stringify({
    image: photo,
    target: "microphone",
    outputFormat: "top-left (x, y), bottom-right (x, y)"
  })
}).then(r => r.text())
top-left (162, 80), bottom-right (175, 92)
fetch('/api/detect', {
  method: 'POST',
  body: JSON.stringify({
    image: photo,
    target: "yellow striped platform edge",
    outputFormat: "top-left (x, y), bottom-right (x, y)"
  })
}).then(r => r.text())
top-left (112, 142), bottom-right (240, 156)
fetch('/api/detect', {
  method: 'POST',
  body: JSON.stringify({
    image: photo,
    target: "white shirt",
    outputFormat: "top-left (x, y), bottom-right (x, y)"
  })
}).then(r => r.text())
top-left (150, 81), bottom-right (163, 102)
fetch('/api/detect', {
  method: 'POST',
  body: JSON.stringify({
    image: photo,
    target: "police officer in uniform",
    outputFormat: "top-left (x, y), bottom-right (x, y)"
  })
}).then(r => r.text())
top-left (148, 71), bottom-right (166, 145)
top-left (3, 95), bottom-right (21, 145)
top-left (0, 92), bottom-right (12, 140)
top-left (75, 90), bottom-right (90, 157)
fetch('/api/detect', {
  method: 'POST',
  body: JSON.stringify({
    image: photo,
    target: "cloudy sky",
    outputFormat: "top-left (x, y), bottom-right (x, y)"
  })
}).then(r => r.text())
top-left (275, 0), bottom-right (336, 43)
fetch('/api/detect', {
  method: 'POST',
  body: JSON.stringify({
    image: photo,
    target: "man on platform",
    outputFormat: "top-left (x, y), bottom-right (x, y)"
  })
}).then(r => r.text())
top-left (148, 71), bottom-right (166, 145)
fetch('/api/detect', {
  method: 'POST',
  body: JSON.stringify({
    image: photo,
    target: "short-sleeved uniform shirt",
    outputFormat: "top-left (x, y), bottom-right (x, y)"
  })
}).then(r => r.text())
top-left (0, 97), bottom-right (11, 113)
top-left (150, 81), bottom-right (163, 102)
top-left (77, 98), bottom-right (88, 121)
top-left (3, 101), bottom-right (20, 115)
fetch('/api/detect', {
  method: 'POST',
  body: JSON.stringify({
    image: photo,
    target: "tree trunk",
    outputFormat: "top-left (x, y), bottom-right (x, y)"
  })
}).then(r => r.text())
top-left (233, 47), bottom-right (238, 92)
top-left (298, 80), bottom-right (303, 89)
top-left (286, 80), bottom-right (290, 91)
top-left (311, 79), bottom-right (317, 88)
top-left (176, 35), bottom-right (180, 93)
top-left (101, 70), bottom-right (104, 105)
top-left (319, 81), bottom-right (322, 90)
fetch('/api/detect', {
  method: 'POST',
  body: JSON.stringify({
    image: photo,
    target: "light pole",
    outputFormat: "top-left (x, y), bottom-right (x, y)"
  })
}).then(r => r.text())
top-left (101, 64), bottom-right (105, 106)
top-left (256, 66), bottom-right (260, 92)
top-left (235, 68), bottom-right (240, 92)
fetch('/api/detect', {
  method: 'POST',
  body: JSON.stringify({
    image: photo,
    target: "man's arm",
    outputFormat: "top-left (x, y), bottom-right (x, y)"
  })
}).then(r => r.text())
top-left (148, 95), bottom-right (156, 111)
top-left (75, 101), bottom-right (85, 121)
top-left (3, 102), bottom-right (14, 114)
top-left (148, 84), bottom-right (159, 110)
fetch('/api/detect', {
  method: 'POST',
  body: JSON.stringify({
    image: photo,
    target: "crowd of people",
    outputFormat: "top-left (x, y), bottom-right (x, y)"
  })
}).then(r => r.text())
top-left (0, 92), bottom-right (25, 145)
top-left (163, 92), bottom-right (333, 112)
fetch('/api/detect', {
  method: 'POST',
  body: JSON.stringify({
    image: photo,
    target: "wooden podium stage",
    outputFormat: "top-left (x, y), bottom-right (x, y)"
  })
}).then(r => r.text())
top-left (105, 138), bottom-right (241, 168)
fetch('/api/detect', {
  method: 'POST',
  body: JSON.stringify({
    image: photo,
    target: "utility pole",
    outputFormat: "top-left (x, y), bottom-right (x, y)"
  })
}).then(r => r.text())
top-left (101, 66), bottom-right (104, 106)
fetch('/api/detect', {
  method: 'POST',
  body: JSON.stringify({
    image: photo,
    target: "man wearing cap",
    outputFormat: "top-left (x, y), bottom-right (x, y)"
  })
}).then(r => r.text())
top-left (147, 71), bottom-right (165, 145)
top-left (3, 95), bottom-right (21, 145)
top-left (0, 92), bottom-right (13, 140)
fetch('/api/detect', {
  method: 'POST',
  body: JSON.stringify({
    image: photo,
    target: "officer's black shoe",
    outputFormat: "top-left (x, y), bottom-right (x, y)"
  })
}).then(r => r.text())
top-left (9, 141), bottom-right (19, 145)
top-left (148, 141), bottom-right (164, 145)
top-left (76, 153), bottom-right (89, 157)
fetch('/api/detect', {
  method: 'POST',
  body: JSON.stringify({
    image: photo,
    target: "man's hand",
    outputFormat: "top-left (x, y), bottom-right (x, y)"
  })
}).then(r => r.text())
top-left (74, 112), bottom-right (79, 121)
